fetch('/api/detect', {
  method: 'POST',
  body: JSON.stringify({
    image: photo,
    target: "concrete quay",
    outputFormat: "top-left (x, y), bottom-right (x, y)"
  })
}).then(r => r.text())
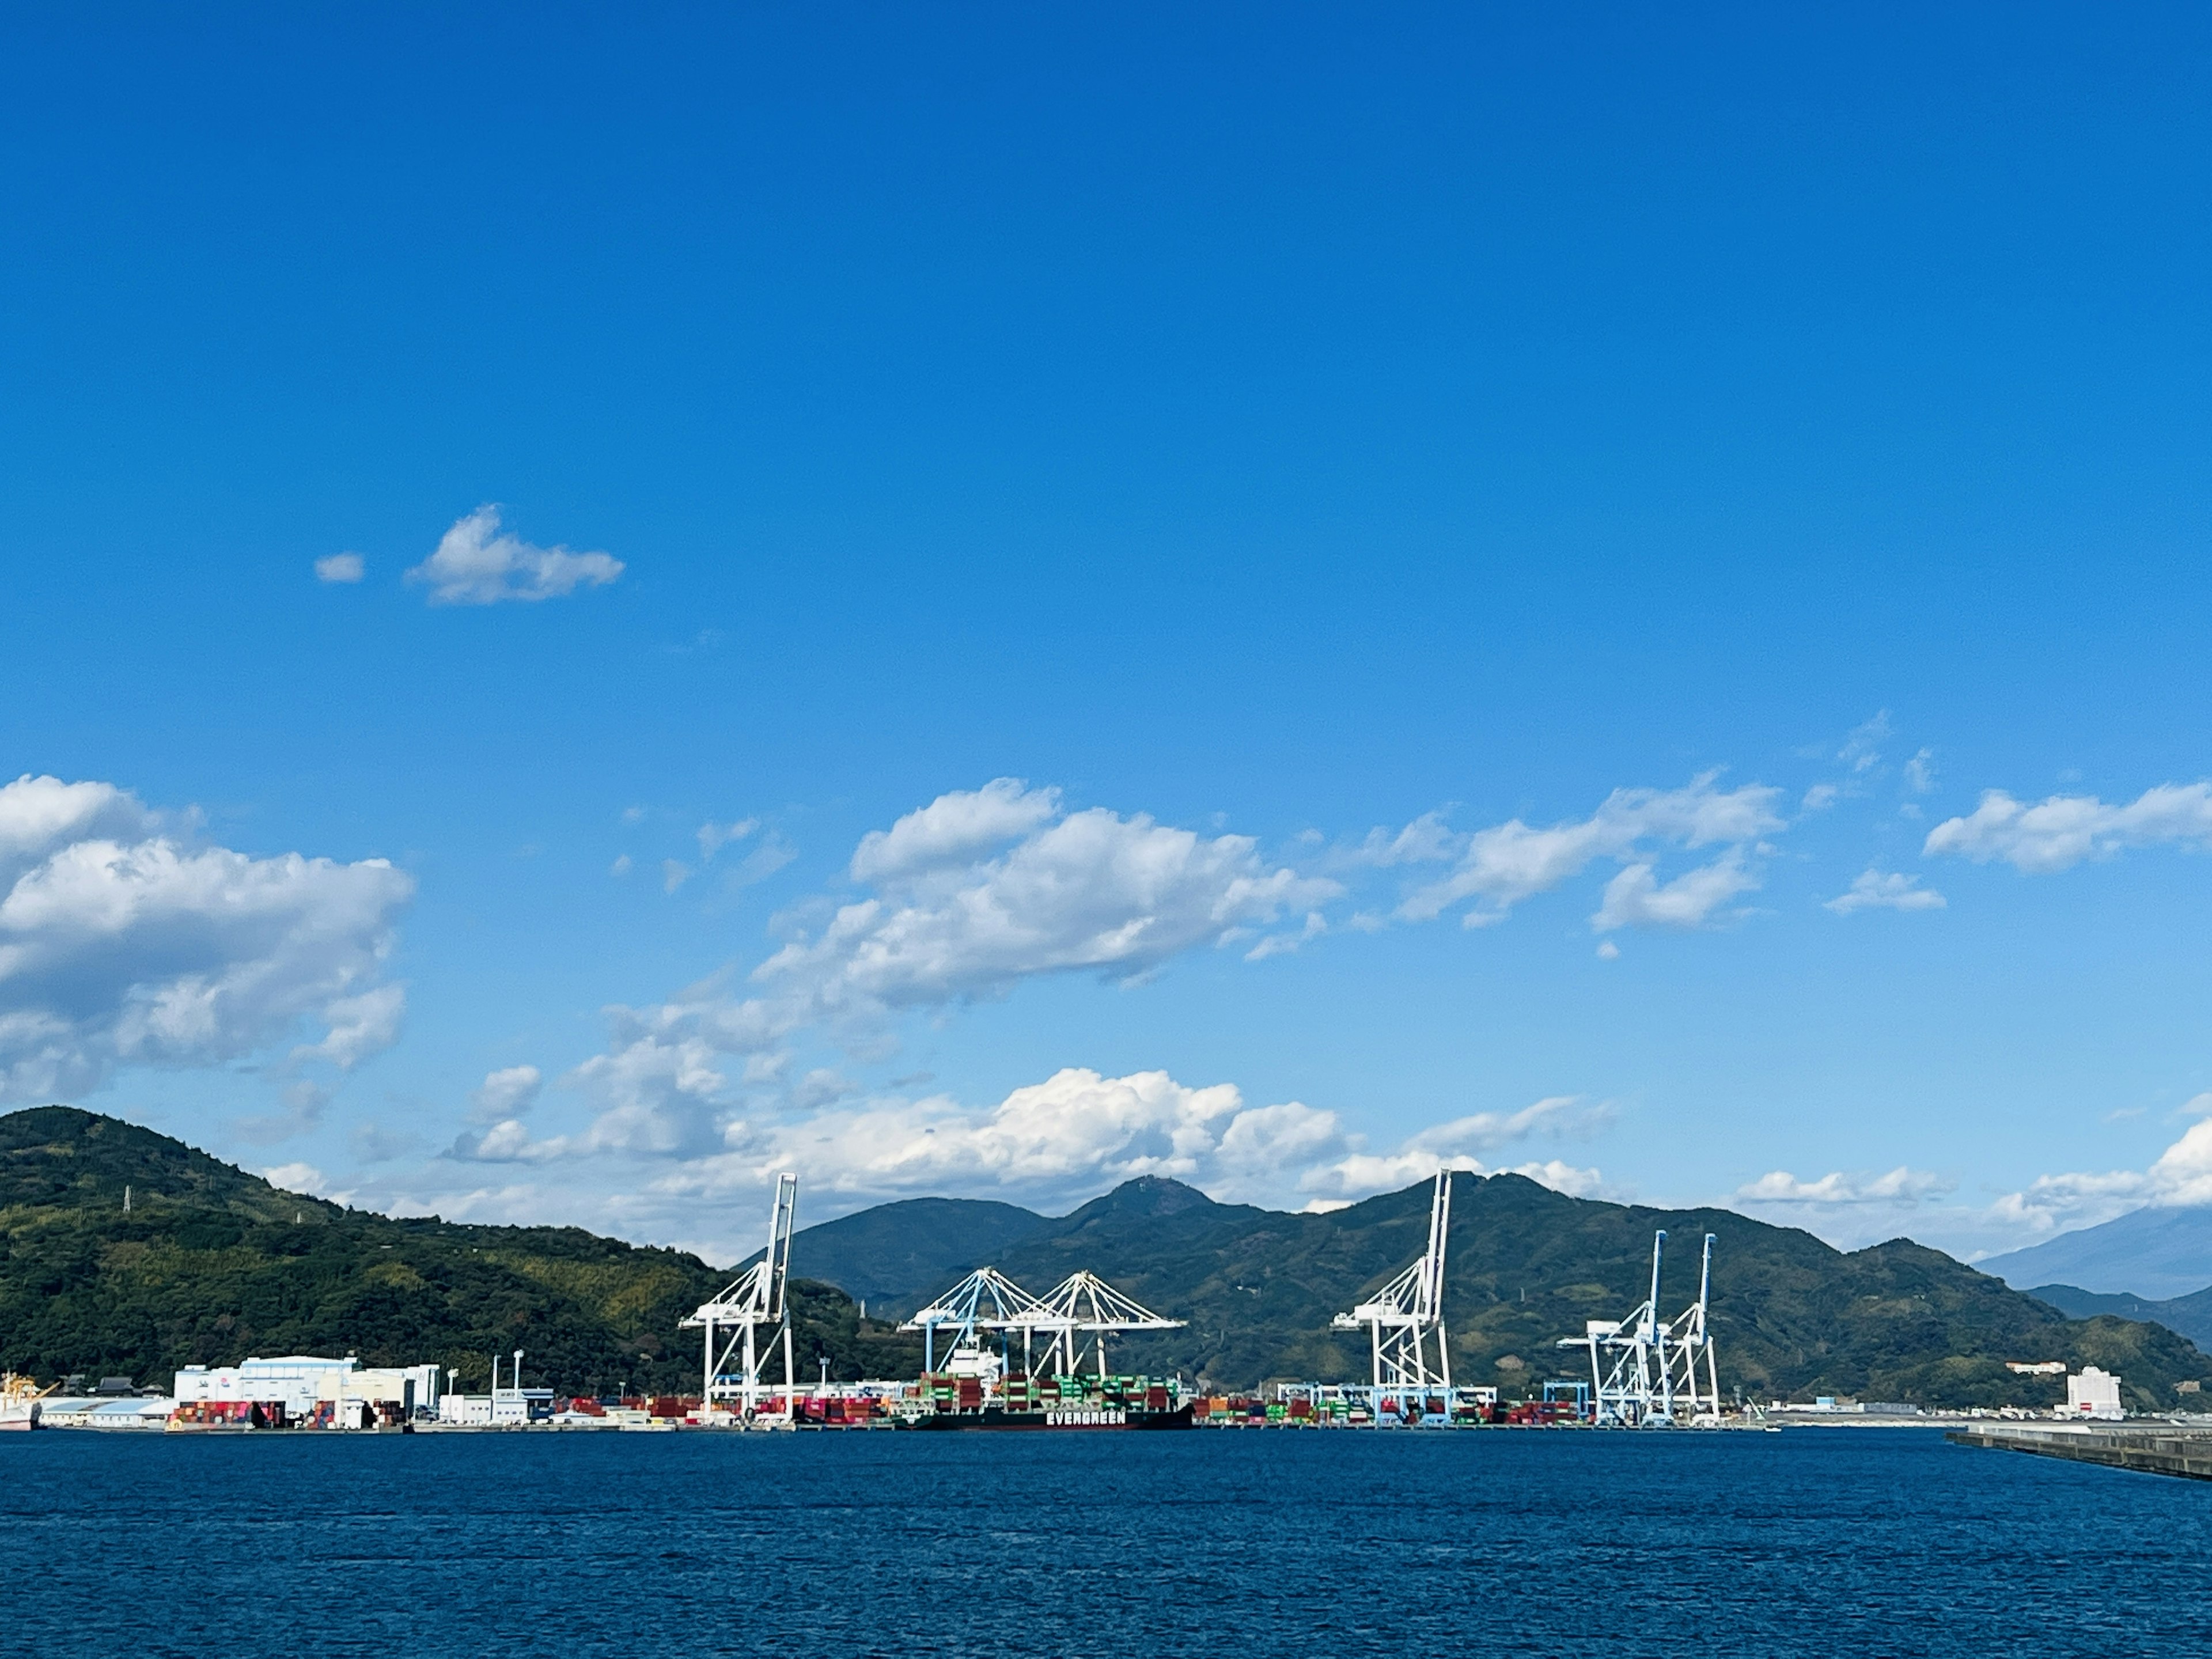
top-left (1948, 1421), bottom-right (2212, 1481)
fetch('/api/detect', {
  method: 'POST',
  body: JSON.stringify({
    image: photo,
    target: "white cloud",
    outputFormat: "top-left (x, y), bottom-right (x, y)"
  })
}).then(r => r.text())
top-left (1393, 774), bottom-right (1784, 930)
top-left (1838, 711), bottom-right (1891, 775)
top-left (1924, 782), bottom-right (2212, 874)
top-left (471, 1064), bottom-right (543, 1124)
top-left (1993, 1117), bottom-right (2212, 1236)
top-left (1595, 940), bottom-right (1620, 960)
top-left (1824, 869), bottom-right (1946, 915)
top-left (849, 778), bottom-right (1060, 884)
top-left (263, 1161), bottom-right (328, 1195)
top-left (1735, 1166), bottom-right (1955, 1206)
top-left (404, 505), bottom-right (623, 605)
top-left (0, 775), bottom-right (413, 1103)
top-left (661, 859), bottom-right (691, 893)
top-left (313, 552), bottom-right (365, 584)
top-left (1904, 748), bottom-right (1937, 793)
top-left (1301, 1096), bottom-right (1612, 1201)
top-left (448, 1117), bottom-right (571, 1164)
top-left (609, 854), bottom-right (632, 877)
top-left (1245, 911), bottom-right (1326, 961)
top-left (758, 790), bottom-right (1337, 1017)
top-left (631, 1067), bottom-right (1606, 1213)
top-left (1592, 851), bottom-right (1759, 933)
top-left (698, 819), bottom-right (759, 861)
top-left (1801, 783), bottom-right (1839, 813)
top-left (290, 983), bottom-right (407, 1069)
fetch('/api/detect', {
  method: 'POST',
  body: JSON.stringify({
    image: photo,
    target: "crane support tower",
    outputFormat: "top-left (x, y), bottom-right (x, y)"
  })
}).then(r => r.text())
top-left (1033, 1271), bottom-right (1185, 1378)
top-left (900, 1267), bottom-right (1060, 1378)
top-left (1557, 1229), bottom-right (1721, 1426)
top-left (680, 1172), bottom-right (798, 1422)
top-left (1332, 1168), bottom-right (1454, 1390)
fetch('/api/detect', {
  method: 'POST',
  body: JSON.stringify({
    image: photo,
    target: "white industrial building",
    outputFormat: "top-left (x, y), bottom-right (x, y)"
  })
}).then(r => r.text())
top-left (173, 1355), bottom-right (442, 1423)
top-left (435, 1352), bottom-right (553, 1425)
top-left (2065, 1366), bottom-right (2124, 1421)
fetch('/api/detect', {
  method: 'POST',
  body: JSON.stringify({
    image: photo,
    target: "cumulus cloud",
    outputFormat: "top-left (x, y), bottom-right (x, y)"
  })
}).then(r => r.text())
top-left (1734, 1166), bottom-right (1955, 1206)
top-left (1592, 851), bottom-right (1760, 933)
top-left (1925, 782), bottom-right (2212, 874)
top-left (404, 505), bottom-right (623, 605)
top-left (313, 552), bottom-right (364, 584)
top-left (0, 775), bottom-right (414, 1103)
top-left (263, 1162), bottom-right (328, 1195)
top-left (1992, 1117), bottom-right (2212, 1236)
top-left (290, 983), bottom-right (407, 1069)
top-left (757, 784), bottom-right (1337, 1017)
top-left (1824, 869), bottom-right (1946, 915)
top-left (632, 1067), bottom-right (1605, 1213)
top-left (1389, 774), bottom-right (1784, 930)
top-left (1302, 1096), bottom-right (1613, 1200)
top-left (849, 778), bottom-right (1061, 884)
top-left (471, 1064), bottom-right (543, 1124)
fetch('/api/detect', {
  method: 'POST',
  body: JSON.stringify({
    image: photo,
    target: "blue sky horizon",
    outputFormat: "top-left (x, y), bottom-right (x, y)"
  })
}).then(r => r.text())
top-left (5, 5), bottom-right (2211, 1264)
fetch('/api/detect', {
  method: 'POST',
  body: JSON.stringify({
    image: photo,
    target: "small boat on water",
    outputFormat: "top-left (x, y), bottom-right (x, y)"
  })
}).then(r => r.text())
top-left (0, 1373), bottom-right (53, 1430)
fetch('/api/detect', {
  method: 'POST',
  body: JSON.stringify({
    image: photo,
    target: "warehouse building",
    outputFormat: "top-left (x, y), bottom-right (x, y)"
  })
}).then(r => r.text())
top-left (173, 1355), bottom-right (442, 1425)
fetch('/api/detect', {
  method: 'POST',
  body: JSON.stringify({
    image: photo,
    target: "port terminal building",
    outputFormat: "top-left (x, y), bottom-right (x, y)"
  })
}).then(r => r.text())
top-left (173, 1356), bottom-right (442, 1426)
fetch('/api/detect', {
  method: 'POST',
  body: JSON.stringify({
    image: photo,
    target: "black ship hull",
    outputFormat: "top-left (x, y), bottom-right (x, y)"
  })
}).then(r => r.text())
top-left (905, 1403), bottom-right (1195, 1431)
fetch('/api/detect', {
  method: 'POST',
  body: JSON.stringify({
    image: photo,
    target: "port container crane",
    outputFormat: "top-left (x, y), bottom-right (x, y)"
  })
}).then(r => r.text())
top-left (1558, 1229), bottom-right (1720, 1426)
top-left (900, 1267), bottom-right (1060, 1376)
top-left (680, 1172), bottom-right (798, 1421)
top-left (1332, 1168), bottom-right (1454, 1391)
top-left (1033, 1271), bottom-right (1185, 1379)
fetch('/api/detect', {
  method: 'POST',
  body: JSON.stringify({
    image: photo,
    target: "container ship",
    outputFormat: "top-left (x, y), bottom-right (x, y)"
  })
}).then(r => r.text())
top-left (899, 1370), bottom-right (1193, 1431)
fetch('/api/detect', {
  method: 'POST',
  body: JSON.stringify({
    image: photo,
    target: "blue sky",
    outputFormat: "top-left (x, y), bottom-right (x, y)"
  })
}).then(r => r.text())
top-left (4, 5), bottom-right (2211, 1262)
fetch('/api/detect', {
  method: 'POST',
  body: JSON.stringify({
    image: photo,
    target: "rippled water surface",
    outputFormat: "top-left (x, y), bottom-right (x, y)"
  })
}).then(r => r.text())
top-left (10, 1427), bottom-right (2210, 1656)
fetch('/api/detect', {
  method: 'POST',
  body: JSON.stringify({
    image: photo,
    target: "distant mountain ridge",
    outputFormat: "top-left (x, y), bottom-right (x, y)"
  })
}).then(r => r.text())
top-left (10, 1106), bottom-right (2212, 1409)
top-left (775, 1169), bottom-right (2212, 1410)
top-left (1980, 1205), bottom-right (2212, 1300)
top-left (2028, 1283), bottom-right (2212, 1352)
top-left (779, 1195), bottom-right (1053, 1305)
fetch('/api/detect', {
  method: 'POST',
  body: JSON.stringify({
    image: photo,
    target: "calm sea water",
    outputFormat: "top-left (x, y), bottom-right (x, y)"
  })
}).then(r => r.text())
top-left (8, 1427), bottom-right (2208, 1656)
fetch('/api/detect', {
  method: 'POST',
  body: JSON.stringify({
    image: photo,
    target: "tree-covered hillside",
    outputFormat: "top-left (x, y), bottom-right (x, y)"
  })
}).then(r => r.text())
top-left (10, 1107), bottom-right (2208, 1412)
top-left (0, 1107), bottom-right (922, 1393)
top-left (777, 1171), bottom-right (2212, 1411)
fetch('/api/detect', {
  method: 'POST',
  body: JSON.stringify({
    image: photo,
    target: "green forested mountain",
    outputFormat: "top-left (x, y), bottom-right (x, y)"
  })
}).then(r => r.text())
top-left (775, 1171), bottom-right (2212, 1411)
top-left (9, 1105), bottom-right (2210, 1411)
top-left (0, 1107), bottom-right (921, 1393)
top-left (2028, 1282), bottom-right (2212, 1351)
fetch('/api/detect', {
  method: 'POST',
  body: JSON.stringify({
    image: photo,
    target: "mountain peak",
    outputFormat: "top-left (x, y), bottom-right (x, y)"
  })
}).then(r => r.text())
top-left (1075, 1175), bottom-right (1220, 1221)
top-left (0, 1105), bottom-right (282, 1214)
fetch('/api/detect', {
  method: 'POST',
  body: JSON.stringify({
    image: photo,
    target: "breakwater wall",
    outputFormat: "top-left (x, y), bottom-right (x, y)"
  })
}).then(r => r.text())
top-left (1948, 1422), bottom-right (2212, 1481)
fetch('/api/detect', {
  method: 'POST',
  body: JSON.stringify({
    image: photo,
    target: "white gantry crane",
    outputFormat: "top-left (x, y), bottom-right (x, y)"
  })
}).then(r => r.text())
top-left (1332, 1168), bottom-right (1455, 1390)
top-left (1559, 1229), bottom-right (1720, 1427)
top-left (1662, 1232), bottom-right (1722, 1424)
top-left (680, 1172), bottom-right (799, 1421)
top-left (1033, 1271), bottom-right (1184, 1378)
top-left (900, 1267), bottom-right (1059, 1378)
